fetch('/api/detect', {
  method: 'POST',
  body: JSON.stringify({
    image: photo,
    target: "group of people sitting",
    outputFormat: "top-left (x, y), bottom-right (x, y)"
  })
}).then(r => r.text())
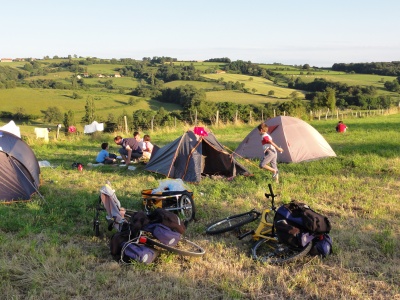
top-left (95, 131), bottom-right (154, 165)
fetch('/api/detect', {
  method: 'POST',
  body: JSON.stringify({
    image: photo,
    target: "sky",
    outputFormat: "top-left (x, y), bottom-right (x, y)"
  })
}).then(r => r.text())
top-left (1, 0), bottom-right (399, 67)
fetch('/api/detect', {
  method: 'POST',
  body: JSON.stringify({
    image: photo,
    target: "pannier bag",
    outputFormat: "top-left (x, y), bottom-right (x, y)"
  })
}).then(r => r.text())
top-left (274, 213), bottom-right (314, 248)
top-left (310, 234), bottom-right (333, 257)
top-left (110, 230), bottom-right (131, 259)
top-left (121, 241), bottom-right (158, 264)
top-left (144, 223), bottom-right (181, 246)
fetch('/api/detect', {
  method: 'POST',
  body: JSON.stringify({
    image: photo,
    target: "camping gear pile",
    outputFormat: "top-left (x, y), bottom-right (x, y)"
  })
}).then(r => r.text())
top-left (274, 200), bottom-right (333, 257)
top-left (95, 181), bottom-right (194, 264)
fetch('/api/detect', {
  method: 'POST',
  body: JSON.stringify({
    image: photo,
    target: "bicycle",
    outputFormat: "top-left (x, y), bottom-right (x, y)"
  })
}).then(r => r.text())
top-left (205, 184), bottom-right (313, 264)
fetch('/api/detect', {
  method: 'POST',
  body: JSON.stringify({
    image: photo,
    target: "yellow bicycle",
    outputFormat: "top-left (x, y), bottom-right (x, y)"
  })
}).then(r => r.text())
top-left (205, 184), bottom-right (313, 264)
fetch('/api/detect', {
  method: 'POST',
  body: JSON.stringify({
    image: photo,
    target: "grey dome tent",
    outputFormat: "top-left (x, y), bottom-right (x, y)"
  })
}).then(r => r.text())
top-left (145, 130), bottom-right (250, 182)
top-left (0, 130), bottom-right (41, 203)
top-left (234, 116), bottom-right (336, 163)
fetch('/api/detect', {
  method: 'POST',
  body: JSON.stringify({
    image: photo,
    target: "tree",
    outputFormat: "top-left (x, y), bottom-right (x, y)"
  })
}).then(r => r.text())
top-left (268, 90), bottom-right (275, 96)
top-left (43, 106), bottom-right (62, 123)
top-left (325, 87), bottom-right (336, 111)
top-left (384, 80), bottom-right (400, 92)
top-left (83, 96), bottom-right (96, 123)
top-left (14, 107), bottom-right (25, 120)
top-left (63, 110), bottom-right (75, 132)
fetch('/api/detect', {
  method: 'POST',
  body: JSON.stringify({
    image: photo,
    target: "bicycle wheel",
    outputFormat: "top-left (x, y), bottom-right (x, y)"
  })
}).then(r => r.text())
top-left (205, 210), bottom-right (259, 235)
top-left (252, 238), bottom-right (312, 265)
top-left (145, 237), bottom-right (205, 257)
top-left (179, 193), bottom-right (196, 222)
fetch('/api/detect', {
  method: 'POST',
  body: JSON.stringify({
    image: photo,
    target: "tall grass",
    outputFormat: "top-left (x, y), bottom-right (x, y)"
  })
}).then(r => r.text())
top-left (0, 115), bottom-right (399, 299)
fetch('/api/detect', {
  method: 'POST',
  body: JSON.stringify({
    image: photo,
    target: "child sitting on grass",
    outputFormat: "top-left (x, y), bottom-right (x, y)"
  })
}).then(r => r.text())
top-left (96, 142), bottom-right (117, 164)
top-left (142, 134), bottom-right (154, 160)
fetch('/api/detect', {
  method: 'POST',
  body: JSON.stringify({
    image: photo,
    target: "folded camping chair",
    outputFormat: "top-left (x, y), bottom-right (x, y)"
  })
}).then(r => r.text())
top-left (99, 183), bottom-right (125, 231)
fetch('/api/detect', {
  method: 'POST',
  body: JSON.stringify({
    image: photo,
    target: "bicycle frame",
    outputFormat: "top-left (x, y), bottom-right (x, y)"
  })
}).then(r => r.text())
top-left (238, 184), bottom-right (277, 241)
top-left (251, 208), bottom-right (275, 241)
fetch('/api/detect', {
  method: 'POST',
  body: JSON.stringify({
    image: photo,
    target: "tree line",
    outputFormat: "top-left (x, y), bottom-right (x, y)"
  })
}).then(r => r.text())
top-left (1, 57), bottom-right (400, 129)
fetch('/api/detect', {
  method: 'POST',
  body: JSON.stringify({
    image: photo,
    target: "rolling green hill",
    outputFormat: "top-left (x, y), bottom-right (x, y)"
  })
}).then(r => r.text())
top-left (202, 73), bottom-right (305, 99)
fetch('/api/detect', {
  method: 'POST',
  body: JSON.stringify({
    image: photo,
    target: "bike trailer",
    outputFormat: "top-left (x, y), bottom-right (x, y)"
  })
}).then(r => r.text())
top-left (141, 188), bottom-right (195, 222)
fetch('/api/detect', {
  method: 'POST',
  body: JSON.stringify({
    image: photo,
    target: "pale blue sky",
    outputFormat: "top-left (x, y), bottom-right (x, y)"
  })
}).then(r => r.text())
top-left (1, 0), bottom-right (399, 67)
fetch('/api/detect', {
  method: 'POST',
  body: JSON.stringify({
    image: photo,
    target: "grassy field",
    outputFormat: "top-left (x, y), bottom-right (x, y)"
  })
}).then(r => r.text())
top-left (0, 87), bottom-right (181, 121)
top-left (205, 90), bottom-right (282, 105)
top-left (163, 80), bottom-right (221, 90)
top-left (0, 115), bottom-right (399, 299)
top-left (290, 73), bottom-right (397, 87)
top-left (202, 73), bottom-right (305, 99)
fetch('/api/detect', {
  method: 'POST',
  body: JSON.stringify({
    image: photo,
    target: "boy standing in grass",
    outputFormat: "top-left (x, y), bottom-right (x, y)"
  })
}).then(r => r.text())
top-left (258, 123), bottom-right (283, 183)
top-left (96, 143), bottom-right (117, 164)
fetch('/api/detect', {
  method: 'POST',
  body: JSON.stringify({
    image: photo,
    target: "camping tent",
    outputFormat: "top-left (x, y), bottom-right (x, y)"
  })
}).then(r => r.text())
top-left (145, 130), bottom-right (250, 182)
top-left (0, 130), bottom-right (41, 202)
top-left (234, 116), bottom-right (336, 163)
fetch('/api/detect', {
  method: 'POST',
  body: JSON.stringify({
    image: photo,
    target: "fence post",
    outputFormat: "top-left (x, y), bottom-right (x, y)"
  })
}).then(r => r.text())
top-left (151, 116), bottom-right (154, 131)
top-left (216, 110), bottom-right (219, 126)
top-left (124, 116), bottom-right (128, 134)
top-left (235, 110), bottom-right (238, 124)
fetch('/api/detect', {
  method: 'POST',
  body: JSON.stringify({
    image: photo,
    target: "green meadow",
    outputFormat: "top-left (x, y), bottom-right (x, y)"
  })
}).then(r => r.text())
top-left (0, 87), bottom-right (181, 121)
top-left (202, 73), bottom-right (305, 99)
top-left (0, 114), bottom-right (399, 299)
top-left (291, 73), bottom-right (397, 87)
